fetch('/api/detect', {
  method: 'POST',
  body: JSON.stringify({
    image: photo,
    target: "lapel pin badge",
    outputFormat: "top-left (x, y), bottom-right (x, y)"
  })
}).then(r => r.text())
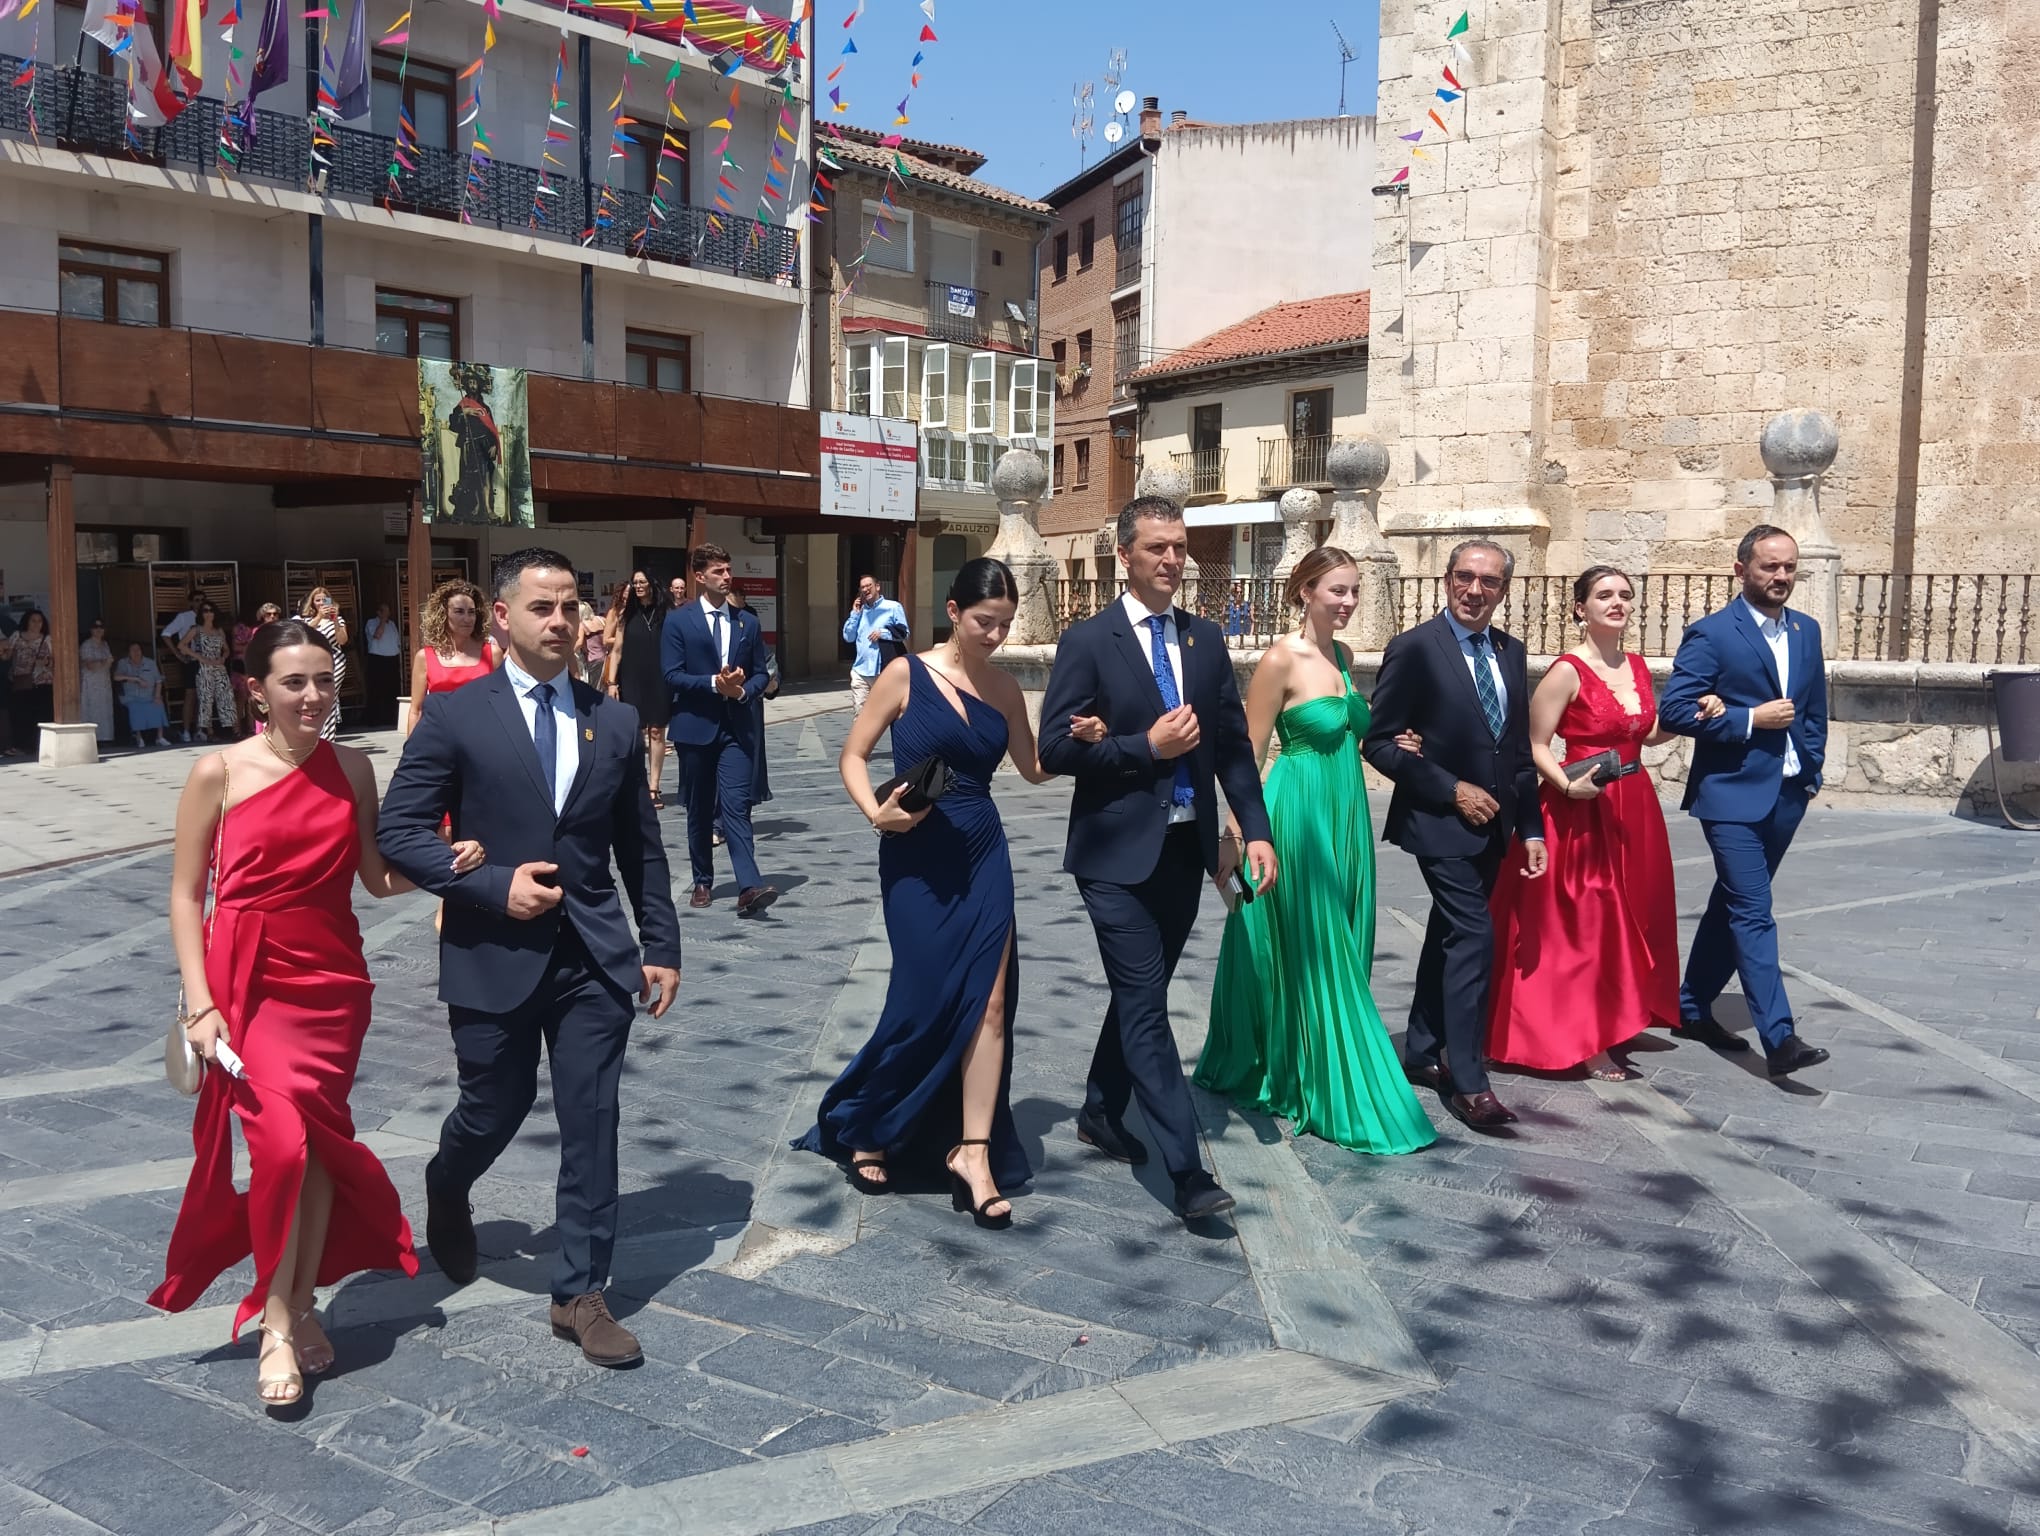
top-left (1185, 634), bottom-right (1195, 647)
top-left (583, 728), bottom-right (595, 741)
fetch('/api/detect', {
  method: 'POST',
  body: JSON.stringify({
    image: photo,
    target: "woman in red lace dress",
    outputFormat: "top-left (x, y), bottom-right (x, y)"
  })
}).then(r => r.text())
top-left (153, 618), bottom-right (484, 1409)
top-left (1486, 567), bottom-right (1720, 1080)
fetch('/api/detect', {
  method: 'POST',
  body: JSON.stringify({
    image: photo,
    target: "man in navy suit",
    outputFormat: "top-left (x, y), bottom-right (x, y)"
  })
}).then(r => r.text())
top-left (663, 542), bottom-right (776, 916)
top-left (1040, 497), bottom-right (1275, 1223)
top-left (379, 547), bottom-right (681, 1367)
top-left (1363, 539), bottom-right (1546, 1133)
top-left (1656, 525), bottom-right (1831, 1078)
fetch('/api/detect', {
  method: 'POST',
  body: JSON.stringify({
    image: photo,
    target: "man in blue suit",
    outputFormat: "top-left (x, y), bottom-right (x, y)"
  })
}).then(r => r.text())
top-left (1657, 525), bottom-right (1831, 1078)
top-left (663, 542), bottom-right (776, 916)
top-left (379, 547), bottom-right (681, 1367)
top-left (1040, 496), bottom-right (1275, 1223)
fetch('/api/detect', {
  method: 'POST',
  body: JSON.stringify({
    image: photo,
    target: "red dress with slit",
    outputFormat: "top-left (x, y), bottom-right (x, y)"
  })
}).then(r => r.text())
top-left (1485, 652), bottom-right (1681, 1071)
top-left (150, 743), bottom-right (418, 1336)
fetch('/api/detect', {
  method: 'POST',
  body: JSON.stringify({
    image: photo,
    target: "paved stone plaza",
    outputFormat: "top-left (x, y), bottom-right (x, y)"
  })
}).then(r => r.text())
top-left (1, 706), bottom-right (2038, 1535)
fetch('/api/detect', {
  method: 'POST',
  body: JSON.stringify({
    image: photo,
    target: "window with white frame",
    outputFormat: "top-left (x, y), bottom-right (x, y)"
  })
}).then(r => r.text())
top-left (1010, 359), bottom-right (1038, 440)
top-left (1035, 364), bottom-right (1053, 449)
top-left (880, 336), bottom-right (909, 418)
top-left (862, 201), bottom-right (915, 272)
top-left (846, 342), bottom-right (874, 415)
top-left (924, 433), bottom-right (958, 484)
top-left (920, 343), bottom-right (949, 428)
top-left (969, 436), bottom-right (995, 487)
top-left (967, 352), bottom-right (995, 434)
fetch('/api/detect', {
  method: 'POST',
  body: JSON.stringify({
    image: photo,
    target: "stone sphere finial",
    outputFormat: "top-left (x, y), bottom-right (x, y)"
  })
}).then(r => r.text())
top-left (1135, 462), bottom-right (1191, 510)
top-left (1279, 486), bottom-right (1323, 523)
top-left (991, 447), bottom-right (1049, 504)
top-left (1326, 436), bottom-right (1390, 495)
top-left (1759, 409), bottom-right (1839, 480)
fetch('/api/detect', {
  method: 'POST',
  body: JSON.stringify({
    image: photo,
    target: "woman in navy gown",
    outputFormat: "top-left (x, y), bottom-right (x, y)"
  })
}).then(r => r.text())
top-left (796, 559), bottom-right (1102, 1228)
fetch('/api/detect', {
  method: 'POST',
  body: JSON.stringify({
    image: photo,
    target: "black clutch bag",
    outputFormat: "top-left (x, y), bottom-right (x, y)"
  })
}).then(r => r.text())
top-left (875, 753), bottom-right (956, 815)
top-left (1564, 749), bottom-right (1643, 786)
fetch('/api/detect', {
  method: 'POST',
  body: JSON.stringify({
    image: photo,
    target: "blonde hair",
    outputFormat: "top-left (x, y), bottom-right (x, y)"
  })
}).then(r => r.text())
top-left (298, 586), bottom-right (333, 620)
top-left (420, 578), bottom-right (486, 653)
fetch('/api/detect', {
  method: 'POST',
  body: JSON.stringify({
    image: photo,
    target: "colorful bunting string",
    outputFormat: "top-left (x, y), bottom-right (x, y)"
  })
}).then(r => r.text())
top-left (532, 32), bottom-right (573, 228)
top-left (1388, 8), bottom-right (1473, 184)
top-left (380, 8), bottom-right (418, 205)
top-left (583, 30), bottom-right (637, 246)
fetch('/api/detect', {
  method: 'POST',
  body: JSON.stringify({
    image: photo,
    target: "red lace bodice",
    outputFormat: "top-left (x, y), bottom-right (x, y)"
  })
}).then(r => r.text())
top-left (1554, 652), bottom-right (1655, 766)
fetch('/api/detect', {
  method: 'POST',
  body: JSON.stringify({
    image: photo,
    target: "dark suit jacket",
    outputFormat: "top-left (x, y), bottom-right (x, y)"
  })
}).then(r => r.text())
top-left (377, 668), bottom-right (682, 1011)
top-left (662, 600), bottom-right (769, 749)
top-left (1038, 602), bottom-right (1271, 885)
top-left (1657, 601), bottom-right (1827, 818)
top-left (1361, 612), bottom-right (1543, 858)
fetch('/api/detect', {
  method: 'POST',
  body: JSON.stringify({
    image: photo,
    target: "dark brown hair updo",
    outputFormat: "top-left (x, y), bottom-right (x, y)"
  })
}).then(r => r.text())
top-left (243, 618), bottom-right (335, 686)
top-left (1283, 546), bottom-right (1358, 612)
top-left (1572, 564), bottom-right (1634, 623)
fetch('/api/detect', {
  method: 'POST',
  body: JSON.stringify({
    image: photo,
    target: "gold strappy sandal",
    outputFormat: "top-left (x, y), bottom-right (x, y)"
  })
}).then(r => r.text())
top-left (256, 1322), bottom-right (304, 1407)
top-left (293, 1305), bottom-right (334, 1375)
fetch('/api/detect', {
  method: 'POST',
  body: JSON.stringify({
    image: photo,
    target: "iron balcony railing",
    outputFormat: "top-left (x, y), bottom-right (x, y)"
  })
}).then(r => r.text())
top-left (1, 57), bottom-right (799, 285)
top-left (1170, 446), bottom-right (1227, 499)
top-left (1840, 572), bottom-right (2036, 665)
top-left (1259, 434), bottom-right (1332, 489)
top-left (925, 280), bottom-right (985, 345)
top-left (1052, 578), bottom-right (1291, 648)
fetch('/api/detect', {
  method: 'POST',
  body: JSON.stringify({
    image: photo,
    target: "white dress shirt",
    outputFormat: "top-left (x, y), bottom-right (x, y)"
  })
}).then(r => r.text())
top-left (1442, 608), bottom-right (1508, 718)
top-left (700, 594), bottom-right (734, 668)
top-left (1740, 597), bottom-right (1800, 778)
top-left (503, 654), bottom-right (578, 814)
top-left (1122, 591), bottom-right (1195, 825)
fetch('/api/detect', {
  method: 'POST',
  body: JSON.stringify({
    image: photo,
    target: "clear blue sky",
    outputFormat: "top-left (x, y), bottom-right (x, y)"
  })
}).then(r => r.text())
top-left (815, 0), bottom-right (1380, 200)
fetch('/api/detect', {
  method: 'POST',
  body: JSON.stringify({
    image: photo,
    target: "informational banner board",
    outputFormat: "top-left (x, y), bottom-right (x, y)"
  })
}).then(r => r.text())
top-left (820, 413), bottom-right (918, 522)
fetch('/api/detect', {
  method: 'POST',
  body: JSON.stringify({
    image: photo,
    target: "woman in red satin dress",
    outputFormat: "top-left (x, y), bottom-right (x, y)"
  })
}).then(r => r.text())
top-left (153, 618), bottom-right (485, 1409)
top-left (1487, 567), bottom-right (1721, 1080)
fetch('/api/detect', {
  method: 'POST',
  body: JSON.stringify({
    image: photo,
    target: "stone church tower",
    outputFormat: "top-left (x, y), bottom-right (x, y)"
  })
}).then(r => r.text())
top-left (1367, 0), bottom-right (2038, 578)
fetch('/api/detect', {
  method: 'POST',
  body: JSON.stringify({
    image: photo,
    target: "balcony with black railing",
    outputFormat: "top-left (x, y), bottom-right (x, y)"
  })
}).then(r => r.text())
top-left (1259, 433), bottom-right (1332, 490)
top-left (925, 280), bottom-right (986, 344)
top-left (1, 57), bottom-right (799, 287)
top-left (1170, 446), bottom-right (1227, 500)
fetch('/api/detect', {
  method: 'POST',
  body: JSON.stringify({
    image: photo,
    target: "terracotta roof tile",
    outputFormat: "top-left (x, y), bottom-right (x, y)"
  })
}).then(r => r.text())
top-left (820, 133), bottom-right (1052, 218)
top-left (1130, 291), bottom-right (1371, 382)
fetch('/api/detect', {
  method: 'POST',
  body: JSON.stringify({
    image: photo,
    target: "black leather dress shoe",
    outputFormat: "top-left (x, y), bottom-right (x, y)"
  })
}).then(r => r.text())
top-left (1766, 1034), bottom-right (1832, 1078)
top-left (425, 1186), bottom-right (478, 1286)
top-left (1403, 1060), bottom-right (1444, 1093)
top-left (1075, 1107), bottom-right (1148, 1166)
top-left (1173, 1171), bottom-right (1236, 1222)
top-left (1444, 1090), bottom-right (1519, 1134)
top-left (1671, 1015), bottom-right (1751, 1053)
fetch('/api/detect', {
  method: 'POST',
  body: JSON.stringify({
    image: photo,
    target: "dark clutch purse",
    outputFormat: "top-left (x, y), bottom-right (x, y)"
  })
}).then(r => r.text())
top-left (1564, 749), bottom-right (1643, 786)
top-left (875, 754), bottom-right (956, 818)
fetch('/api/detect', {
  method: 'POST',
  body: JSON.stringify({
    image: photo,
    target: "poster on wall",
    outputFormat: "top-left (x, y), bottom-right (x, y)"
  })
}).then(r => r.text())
top-left (819, 412), bottom-right (917, 522)
top-left (730, 537), bottom-right (780, 648)
top-left (420, 361), bottom-right (535, 527)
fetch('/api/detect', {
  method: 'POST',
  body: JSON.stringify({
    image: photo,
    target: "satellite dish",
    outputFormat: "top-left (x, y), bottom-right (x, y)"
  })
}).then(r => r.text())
top-left (1103, 121), bottom-right (1124, 144)
top-left (1113, 89), bottom-right (1136, 117)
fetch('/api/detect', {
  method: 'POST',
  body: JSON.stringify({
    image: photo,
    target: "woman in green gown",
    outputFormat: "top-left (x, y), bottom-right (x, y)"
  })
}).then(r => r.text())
top-left (1197, 547), bottom-right (1438, 1156)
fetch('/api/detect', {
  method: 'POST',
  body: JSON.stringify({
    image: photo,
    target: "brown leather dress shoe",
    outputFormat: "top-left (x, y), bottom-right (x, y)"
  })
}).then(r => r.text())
top-left (1444, 1090), bottom-right (1519, 1134)
top-left (736, 884), bottom-right (779, 916)
top-left (1403, 1061), bottom-right (1444, 1093)
top-left (549, 1291), bottom-right (642, 1367)
top-left (690, 885), bottom-right (713, 909)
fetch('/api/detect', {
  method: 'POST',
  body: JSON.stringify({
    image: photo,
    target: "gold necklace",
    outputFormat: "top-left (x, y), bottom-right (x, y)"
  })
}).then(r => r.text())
top-left (263, 725), bottom-right (314, 770)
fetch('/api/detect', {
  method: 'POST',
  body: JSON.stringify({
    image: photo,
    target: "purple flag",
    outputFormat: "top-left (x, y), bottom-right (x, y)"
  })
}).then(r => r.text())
top-left (243, 0), bottom-right (290, 140)
top-left (334, 0), bottom-right (369, 120)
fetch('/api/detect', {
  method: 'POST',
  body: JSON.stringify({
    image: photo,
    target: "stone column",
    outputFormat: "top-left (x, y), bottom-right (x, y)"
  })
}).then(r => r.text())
top-left (1270, 487), bottom-right (1322, 590)
top-left (1324, 437), bottom-right (1399, 650)
top-left (986, 448), bottom-right (1059, 645)
top-left (1134, 463), bottom-right (1199, 584)
top-left (1760, 409), bottom-right (1841, 659)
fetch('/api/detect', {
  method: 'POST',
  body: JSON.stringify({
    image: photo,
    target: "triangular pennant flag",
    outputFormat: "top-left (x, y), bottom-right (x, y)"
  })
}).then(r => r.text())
top-left (1389, 165), bottom-right (1408, 184)
top-left (920, 0), bottom-right (933, 16)
top-left (1399, 129), bottom-right (1423, 142)
top-left (1442, 66), bottom-right (1462, 88)
top-left (911, 50), bottom-right (923, 66)
top-left (1447, 11), bottom-right (1469, 37)
top-left (841, 37), bottom-right (855, 54)
top-left (918, 24), bottom-right (935, 41)
top-left (1437, 88), bottom-right (1460, 102)
top-left (1428, 108), bottom-right (1448, 131)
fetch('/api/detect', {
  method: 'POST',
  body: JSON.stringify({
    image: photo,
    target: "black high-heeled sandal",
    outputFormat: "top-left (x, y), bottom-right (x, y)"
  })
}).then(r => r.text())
top-left (848, 1153), bottom-right (890, 1195)
top-left (946, 1140), bottom-right (1012, 1230)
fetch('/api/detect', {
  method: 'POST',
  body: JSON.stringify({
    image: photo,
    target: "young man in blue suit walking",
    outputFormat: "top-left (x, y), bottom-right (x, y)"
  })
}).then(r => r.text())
top-left (1657, 525), bottom-right (1831, 1078)
top-left (379, 547), bottom-right (681, 1366)
top-left (663, 543), bottom-right (777, 916)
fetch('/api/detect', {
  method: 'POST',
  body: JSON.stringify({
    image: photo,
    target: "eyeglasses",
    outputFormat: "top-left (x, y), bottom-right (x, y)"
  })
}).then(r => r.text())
top-left (1448, 571), bottom-right (1506, 593)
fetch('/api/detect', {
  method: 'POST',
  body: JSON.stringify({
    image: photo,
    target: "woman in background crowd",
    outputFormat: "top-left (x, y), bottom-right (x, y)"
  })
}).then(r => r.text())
top-left (117, 640), bottom-right (172, 749)
top-left (240, 604), bottom-right (283, 733)
top-left (581, 585), bottom-right (618, 690)
top-left (79, 619), bottom-right (116, 745)
top-left (405, 579), bottom-right (498, 733)
top-left (607, 570), bottom-right (674, 810)
top-left (180, 601), bottom-right (237, 742)
top-left (301, 588), bottom-right (349, 739)
top-left (3, 609), bottom-right (55, 757)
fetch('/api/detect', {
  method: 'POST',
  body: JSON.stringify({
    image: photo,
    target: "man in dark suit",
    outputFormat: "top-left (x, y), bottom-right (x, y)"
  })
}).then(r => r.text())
top-left (1362, 539), bottom-right (1546, 1133)
top-left (662, 543), bottom-right (776, 916)
top-left (379, 547), bottom-right (681, 1367)
top-left (1040, 496), bottom-right (1275, 1222)
top-left (1656, 525), bottom-right (1830, 1078)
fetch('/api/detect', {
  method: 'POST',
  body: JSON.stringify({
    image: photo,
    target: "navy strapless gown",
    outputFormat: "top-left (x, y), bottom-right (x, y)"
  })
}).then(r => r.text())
top-left (795, 655), bottom-right (1027, 1190)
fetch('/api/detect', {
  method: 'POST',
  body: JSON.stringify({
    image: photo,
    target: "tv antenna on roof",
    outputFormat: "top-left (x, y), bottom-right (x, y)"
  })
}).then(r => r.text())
top-left (1072, 80), bottom-right (1095, 168)
top-left (1331, 19), bottom-right (1357, 117)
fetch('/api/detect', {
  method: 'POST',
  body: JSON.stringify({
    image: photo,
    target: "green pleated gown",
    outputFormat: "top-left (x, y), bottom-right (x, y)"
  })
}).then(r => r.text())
top-left (1196, 672), bottom-right (1438, 1156)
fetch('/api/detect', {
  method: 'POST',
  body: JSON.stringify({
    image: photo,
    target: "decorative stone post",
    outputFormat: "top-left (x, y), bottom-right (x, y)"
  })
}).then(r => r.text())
top-left (986, 447), bottom-right (1059, 645)
top-left (1759, 409), bottom-right (1841, 659)
top-left (1324, 436), bottom-right (1399, 650)
top-left (1134, 462), bottom-right (1199, 583)
top-left (1270, 487), bottom-right (1322, 591)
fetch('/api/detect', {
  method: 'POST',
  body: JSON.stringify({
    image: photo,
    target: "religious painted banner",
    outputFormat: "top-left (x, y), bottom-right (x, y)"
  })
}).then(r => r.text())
top-left (419, 360), bottom-right (534, 526)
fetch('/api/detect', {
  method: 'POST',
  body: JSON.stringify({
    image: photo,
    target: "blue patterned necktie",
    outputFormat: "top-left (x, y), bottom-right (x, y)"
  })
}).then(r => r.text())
top-left (530, 680), bottom-right (557, 807)
top-left (1467, 632), bottom-right (1505, 739)
top-left (1147, 616), bottom-right (1196, 808)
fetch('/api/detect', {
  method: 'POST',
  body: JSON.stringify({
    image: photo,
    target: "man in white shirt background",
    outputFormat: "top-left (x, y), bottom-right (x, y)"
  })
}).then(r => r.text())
top-left (362, 602), bottom-right (404, 730)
